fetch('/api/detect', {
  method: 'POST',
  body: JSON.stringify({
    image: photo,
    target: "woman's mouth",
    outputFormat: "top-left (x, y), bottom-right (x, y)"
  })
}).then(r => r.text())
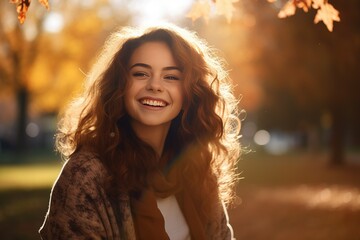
top-left (139, 98), bottom-right (168, 107)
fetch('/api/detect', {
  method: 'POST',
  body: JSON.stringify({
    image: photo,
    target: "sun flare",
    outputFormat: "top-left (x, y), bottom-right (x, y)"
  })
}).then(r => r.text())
top-left (128, 0), bottom-right (193, 26)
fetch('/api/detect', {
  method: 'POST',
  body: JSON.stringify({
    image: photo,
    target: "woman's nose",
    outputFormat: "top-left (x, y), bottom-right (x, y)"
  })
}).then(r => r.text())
top-left (146, 75), bottom-right (164, 92)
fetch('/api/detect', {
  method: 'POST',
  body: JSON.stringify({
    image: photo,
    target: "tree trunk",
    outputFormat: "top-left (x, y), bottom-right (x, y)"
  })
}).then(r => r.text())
top-left (16, 86), bottom-right (28, 151)
top-left (329, 104), bottom-right (344, 165)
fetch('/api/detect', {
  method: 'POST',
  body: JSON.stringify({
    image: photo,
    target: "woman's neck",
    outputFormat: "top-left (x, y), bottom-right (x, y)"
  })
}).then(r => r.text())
top-left (130, 122), bottom-right (170, 157)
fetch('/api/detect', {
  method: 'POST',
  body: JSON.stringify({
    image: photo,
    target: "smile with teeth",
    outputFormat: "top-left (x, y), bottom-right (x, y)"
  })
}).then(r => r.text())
top-left (140, 98), bottom-right (168, 107)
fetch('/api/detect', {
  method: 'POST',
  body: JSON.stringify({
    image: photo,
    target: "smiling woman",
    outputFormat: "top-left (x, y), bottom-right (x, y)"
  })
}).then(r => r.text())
top-left (125, 41), bottom-right (184, 152)
top-left (39, 23), bottom-right (241, 240)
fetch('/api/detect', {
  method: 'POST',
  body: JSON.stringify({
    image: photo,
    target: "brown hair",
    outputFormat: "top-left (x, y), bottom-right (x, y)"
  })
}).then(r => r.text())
top-left (56, 23), bottom-right (241, 216)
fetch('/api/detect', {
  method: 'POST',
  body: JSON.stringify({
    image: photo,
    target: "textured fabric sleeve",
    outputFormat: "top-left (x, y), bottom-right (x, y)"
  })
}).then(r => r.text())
top-left (39, 152), bottom-right (121, 240)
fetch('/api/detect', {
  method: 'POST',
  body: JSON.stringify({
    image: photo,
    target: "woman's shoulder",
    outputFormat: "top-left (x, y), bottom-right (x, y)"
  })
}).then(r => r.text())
top-left (57, 149), bottom-right (108, 185)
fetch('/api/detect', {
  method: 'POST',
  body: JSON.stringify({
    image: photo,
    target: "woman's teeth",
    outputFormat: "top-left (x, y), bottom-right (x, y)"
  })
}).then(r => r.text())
top-left (141, 99), bottom-right (167, 107)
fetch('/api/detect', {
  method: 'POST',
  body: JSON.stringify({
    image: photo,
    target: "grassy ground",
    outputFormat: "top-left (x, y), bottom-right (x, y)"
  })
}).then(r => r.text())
top-left (0, 151), bottom-right (359, 239)
top-left (0, 151), bottom-right (61, 240)
top-left (229, 151), bottom-right (360, 240)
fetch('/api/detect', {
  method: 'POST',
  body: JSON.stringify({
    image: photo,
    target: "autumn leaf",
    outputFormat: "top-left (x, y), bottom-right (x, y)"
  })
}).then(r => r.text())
top-left (10, 0), bottom-right (50, 24)
top-left (39, 0), bottom-right (50, 10)
top-left (296, 0), bottom-right (312, 12)
top-left (312, 0), bottom-right (324, 9)
top-left (278, 0), bottom-right (311, 18)
top-left (215, 0), bottom-right (239, 23)
top-left (272, 0), bottom-right (340, 32)
top-left (278, 0), bottom-right (297, 18)
top-left (187, 0), bottom-right (239, 23)
top-left (187, 0), bottom-right (211, 22)
top-left (314, 2), bottom-right (340, 32)
top-left (12, 0), bottom-right (31, 24)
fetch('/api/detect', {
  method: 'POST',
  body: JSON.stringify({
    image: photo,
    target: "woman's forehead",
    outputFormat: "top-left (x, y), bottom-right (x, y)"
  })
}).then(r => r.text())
top-left (129, 41), bottom-right (179, 69)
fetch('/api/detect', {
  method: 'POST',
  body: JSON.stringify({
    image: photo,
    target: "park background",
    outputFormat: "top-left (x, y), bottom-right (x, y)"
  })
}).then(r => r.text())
top-left (0, 0), bottom-right (359, 239)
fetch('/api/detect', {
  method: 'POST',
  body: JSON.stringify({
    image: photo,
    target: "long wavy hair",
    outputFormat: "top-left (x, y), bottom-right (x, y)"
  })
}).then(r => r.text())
top-left (56, 23), bottom-right (241, 217)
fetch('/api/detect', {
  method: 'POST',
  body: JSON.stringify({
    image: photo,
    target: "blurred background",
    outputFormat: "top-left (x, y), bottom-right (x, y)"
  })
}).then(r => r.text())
top-left (0, 0), bottom-right (359, 239)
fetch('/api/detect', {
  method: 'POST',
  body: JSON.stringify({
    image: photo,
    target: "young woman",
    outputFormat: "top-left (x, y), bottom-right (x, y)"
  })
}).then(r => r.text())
top-left (40, 23), bottom-right (241, 240)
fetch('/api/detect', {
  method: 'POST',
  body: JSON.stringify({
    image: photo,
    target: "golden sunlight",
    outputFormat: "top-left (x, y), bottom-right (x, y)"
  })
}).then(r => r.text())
top-left (0, 164), bottom-right (61, 190)
top-left (127, 0), bottom-right (193, 26)
top-left (256, 185), bottom-right (360, 211)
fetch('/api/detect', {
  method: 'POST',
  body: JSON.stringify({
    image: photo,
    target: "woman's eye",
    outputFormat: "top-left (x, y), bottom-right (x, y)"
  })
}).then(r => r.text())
top-left (165, 75), bottom-right (180, 80)
top-left (132, 72), bottom-right (148, 78)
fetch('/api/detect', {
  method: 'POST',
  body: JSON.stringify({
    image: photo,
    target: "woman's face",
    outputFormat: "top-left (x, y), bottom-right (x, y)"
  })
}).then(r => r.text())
top-left (124, 41), bottom-right (183, 131)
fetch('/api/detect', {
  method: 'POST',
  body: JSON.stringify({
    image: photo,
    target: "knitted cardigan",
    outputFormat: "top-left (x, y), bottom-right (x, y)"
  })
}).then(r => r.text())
top-left (39, 151), bottom-right (235, 240)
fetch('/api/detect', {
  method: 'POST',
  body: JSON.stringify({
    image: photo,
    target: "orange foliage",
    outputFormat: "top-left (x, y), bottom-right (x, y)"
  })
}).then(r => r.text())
top-left (31, 61), bottom-right (84, 113)
top-left (215, 0), bottom-right (239, 23)
top-left (187, 0), bottom-right (239, 23)
top-left (273, 0), bottom-right (340, 32)
top-left (187, 1), bottom-right (212, 23)
top-left (10, 0), bottom-right (49, 24)
top-left (187, 0), bottom-right (340, 32)
top-left (10, 0), bottom-right (340, 32)
top-left (313, 1), bottom-right (340, 32)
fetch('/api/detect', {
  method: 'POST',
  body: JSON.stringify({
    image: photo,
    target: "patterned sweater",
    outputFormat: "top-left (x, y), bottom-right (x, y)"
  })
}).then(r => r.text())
top-left (39, 151), bottom-right (235, 240)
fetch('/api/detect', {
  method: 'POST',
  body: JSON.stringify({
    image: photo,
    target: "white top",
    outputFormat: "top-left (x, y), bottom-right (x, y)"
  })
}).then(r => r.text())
top-left (157, 195), bottom-right (191, 240)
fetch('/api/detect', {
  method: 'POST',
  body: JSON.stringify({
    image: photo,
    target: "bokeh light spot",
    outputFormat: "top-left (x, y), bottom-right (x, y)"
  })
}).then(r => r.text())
top-left (43, 12), bottom-right (64, 33)
top-left (254, 130), bottom-right (270, 145)
top-left (26, 123), bottom-right (39, 138)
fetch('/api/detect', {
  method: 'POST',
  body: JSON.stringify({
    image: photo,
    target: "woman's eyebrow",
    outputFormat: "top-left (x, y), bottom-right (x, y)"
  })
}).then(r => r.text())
top-left (163, 66), bottom-right (182, 72)
top-left (129, 63), bottom-right (150, 69)
top-left (129, 63), bottom-right (182, 72)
